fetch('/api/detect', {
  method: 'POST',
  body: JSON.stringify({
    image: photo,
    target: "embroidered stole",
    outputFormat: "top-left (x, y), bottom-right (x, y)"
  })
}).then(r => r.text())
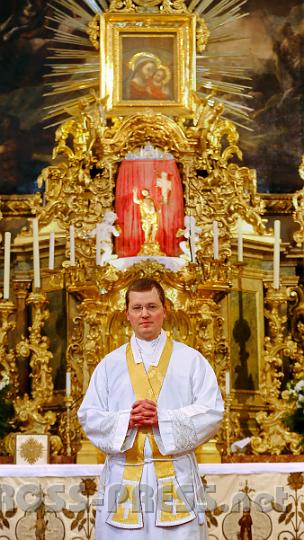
top-left (106, 336), bottom-right (196, 529)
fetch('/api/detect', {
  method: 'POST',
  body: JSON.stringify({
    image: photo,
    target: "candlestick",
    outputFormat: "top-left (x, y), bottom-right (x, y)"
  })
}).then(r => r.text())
top-left (213, 220), bottom-right (219, 260)
top-left (189, 217), bottom-right (195, 263)
top-left (273, 220), bottom-right (281, 289)
top-left (65, 398), bottom-right (72, 457)
top-left (48, 232), bottom-right (55, 270)
top-left (96, 223), bottom-right (101, 266)
top-left (225, 369), bottom-right (230, 396)
top-left (224, 394), bottom-right (232, 457)
top-left (69, 225), bottom-right (75, 266)
top-left (237, 222), bottom-right (243, 263)
top-left (3, 232), bottom-right (11, 300)
top-left (66, 371), bottom-right (71, 397)
top-left (32, 218), bottom-right (41, 289)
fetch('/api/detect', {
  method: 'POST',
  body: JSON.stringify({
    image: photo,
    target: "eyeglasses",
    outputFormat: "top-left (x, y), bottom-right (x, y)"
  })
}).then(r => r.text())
top-left (128, 303), bottom-right (162, 314)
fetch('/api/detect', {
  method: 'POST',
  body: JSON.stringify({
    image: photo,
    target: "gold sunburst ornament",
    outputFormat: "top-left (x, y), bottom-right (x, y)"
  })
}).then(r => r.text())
top-left (44, 0), bottom-right (252, 129)
top-left (19, 437), bottom-right (45, 464)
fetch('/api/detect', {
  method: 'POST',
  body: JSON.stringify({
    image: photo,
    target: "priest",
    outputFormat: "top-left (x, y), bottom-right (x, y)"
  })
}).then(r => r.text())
top-left (78, 277), bottom-right (224, 539)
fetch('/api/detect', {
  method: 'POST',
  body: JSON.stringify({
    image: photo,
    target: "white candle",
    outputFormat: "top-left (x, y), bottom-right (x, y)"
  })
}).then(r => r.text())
top-left (70, 225), bottom-right (75, 266)
top-left (213, 220), bottom-right (219, 260)
top-left (32, 218), bottom-right (41, 289)
top-left (237, 222), bottom-right (243, 263)
top-left (96, 223), bottom-right (101, 266)
top-left (66, 371), bottom-right (71, 397)
top-left (3, 232), bottom-right (11, 300)
top-left (273, 220), bottom-right (281, 289)
top-left (48, 232), bottom-right (55, 270)
top-left (225, 369), bottom-right (230, 396)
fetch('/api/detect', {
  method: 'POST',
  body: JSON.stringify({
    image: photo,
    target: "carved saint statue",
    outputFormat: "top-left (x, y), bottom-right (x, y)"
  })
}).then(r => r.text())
top-left (133, 188), bottom-right (159, 245)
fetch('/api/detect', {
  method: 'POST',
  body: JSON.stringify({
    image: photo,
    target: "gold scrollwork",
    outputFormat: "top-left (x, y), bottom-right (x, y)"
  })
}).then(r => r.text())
top-left (87, 14), bottom-right (100, 50)
top-left (109, 0), bottom-right (189, 13)
top-left (196, 17), bottom-right (209, 53)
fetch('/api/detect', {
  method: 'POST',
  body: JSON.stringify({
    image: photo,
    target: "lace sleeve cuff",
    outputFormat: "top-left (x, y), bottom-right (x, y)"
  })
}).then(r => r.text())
top-left (101, 410), bottom-right (131, 453)
top-left (157, 409), bottom-right (198, 455)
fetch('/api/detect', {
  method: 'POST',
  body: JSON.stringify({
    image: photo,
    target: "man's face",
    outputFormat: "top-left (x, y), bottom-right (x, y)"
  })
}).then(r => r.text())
top-left (126, 287), bottom-right (166, 341)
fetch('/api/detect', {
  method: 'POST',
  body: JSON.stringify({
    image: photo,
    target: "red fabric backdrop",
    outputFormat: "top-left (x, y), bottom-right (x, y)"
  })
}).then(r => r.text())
top-left (115, 159), bottom-right (184, 257)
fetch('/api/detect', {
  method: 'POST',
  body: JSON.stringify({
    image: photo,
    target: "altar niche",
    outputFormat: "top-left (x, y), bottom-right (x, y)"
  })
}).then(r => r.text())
top-left (114, 155), bottom-right (184, 258)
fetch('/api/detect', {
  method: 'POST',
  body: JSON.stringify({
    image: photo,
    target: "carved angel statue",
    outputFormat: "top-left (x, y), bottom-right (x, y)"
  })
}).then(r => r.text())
top-left (177, 215), bottom-right (202, 262)
top-left (97, 211), bottom-right (120, 266)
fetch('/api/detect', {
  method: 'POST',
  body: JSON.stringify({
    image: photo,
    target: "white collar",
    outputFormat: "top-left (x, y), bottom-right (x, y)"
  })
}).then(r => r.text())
top-left (130, 329), bottom-right (167, 366)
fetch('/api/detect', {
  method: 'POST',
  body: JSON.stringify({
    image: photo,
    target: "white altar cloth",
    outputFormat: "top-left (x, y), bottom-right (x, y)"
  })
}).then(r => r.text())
top-left (0, 462), bottom-right (304, 539)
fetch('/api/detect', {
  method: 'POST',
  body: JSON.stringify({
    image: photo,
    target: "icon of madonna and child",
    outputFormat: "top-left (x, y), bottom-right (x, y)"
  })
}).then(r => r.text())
top-left (125, 52), bottom-right (173, 101)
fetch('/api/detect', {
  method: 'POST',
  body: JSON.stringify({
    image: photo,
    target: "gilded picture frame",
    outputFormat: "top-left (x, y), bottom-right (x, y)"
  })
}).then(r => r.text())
top-left (100, 13), bottom-right (196, 115)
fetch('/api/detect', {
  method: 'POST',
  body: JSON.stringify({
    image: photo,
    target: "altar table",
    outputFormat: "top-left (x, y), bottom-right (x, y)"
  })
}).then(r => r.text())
top-left (0, 462), bottom-right (304, 539)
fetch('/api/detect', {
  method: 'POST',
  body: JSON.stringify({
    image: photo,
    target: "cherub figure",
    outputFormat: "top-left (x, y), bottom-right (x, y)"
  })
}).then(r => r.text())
top-left (97, 211), bottom-right (120, 266)
top-left (177, 215), bottom-right (202, 262)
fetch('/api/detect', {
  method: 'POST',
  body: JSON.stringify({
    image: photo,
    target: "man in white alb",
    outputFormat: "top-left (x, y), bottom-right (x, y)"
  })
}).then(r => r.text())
top-left (78, 277), bottom-right (224, 540)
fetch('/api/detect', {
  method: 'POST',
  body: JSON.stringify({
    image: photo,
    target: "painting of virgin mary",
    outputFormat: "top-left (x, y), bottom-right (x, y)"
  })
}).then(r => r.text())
top-left (121, 35), bottom-right (175, 101)
top-left (127, 52), bottom-right (162, 100)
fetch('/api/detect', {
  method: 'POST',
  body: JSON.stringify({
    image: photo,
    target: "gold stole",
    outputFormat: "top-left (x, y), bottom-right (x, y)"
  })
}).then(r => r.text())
top-left (106, 336), bottom-right (196, 529)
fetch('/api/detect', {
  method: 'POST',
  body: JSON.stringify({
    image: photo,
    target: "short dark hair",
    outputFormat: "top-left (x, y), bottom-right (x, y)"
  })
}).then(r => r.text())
top-left (125, 278), bottom-right (166, 308)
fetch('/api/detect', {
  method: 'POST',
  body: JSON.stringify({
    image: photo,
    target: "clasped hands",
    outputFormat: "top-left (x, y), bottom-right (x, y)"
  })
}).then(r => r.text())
top-left (128, 399), bottom-right (158, 429)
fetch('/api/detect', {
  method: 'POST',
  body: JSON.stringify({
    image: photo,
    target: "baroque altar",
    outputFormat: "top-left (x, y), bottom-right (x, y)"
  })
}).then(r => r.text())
top-left (0, 0), bottom-right (303, 466)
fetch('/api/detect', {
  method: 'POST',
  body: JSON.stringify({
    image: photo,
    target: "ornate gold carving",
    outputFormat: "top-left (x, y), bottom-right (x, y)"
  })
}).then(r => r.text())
top-left (261, 194), bottom-right (294, 215)
top-left (0, 302), bottom-right (19, 399)
top-left (28, 91), bottom-right (264, 461)
top-left (8, 291), bottom-right (63, 455)
top-left (36, 94), bottom-right (264, 270)
top-left (63, 258), bottom-right (234, 460)
top-left (251, 410), bottom-right (302, 455)
top-left (289, 283), bottom-right (304, 377)
top-left (251, 282), bottom-right (304, 455)
top-left (87, 14), bottom-right (100, 50)
top-left (261, 285), bottom-right (289, 404)
top-left (1, 0), bottom-right (302, 465)
top-left (109, 0), bottom-right (136, 12)
top-left (292, 188), bottom-right (304, 248)
top-left (159, 0), bottom-right (189, 14)
top-left (58, 395), bottom-right (82, 458)
top-left (1, 194), bottom-right (42, 218)
top-left (221, 395), bottom-right (241, 457)
top-left (16, 292), bottom-right (53, 404)
top-left (108, 0), bottom-right (189, 13)
top-left (196, 17), bottom-right (209, 53)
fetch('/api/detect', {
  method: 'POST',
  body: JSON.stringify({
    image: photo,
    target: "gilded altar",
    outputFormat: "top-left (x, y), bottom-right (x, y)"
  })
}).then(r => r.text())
top-left (0, 0), bottom-right (303, 464)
